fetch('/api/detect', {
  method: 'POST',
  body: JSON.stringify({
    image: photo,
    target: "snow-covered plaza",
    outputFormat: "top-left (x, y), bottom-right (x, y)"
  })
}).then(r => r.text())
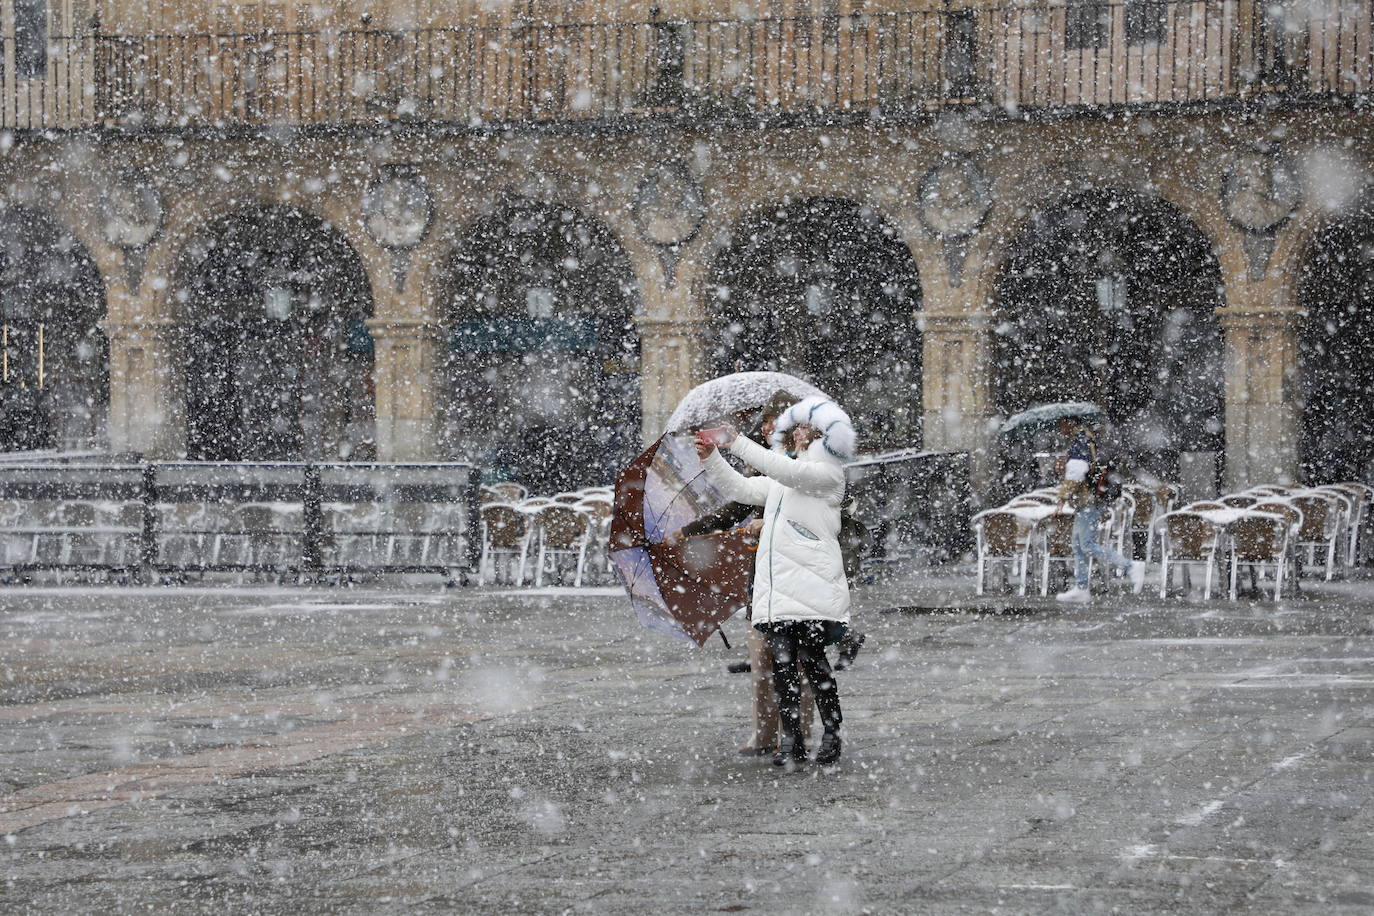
top-left (3, 569), bottom-right (1373, 913)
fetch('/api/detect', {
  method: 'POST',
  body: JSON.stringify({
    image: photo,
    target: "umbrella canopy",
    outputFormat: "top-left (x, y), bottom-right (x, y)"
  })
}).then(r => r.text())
top-left (998, 401), bottom-right (1106, 436)
top-left (662, 370), bottom-right (825, 435)
top-left (609, 433), bottom-right (753, 646)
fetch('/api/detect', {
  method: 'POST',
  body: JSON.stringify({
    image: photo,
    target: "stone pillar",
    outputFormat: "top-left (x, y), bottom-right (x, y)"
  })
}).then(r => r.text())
top-left (102, 320), bottom-right (185, 458)
top-left (1219, 305), bottom-right (1302, 489)
top-left (635, 317), bottom-right (707, 443)
top-left (920, 308), bottom-right (993, 493)
top-left (366, 320), bottom-right (445, 461)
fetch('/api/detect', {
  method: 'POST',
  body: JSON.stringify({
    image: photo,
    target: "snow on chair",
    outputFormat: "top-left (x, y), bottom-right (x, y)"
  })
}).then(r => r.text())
top-left (486, 481), bottom-right (528, 502)
top-left (972, 509), bottom-right (1032, 596)
top-left (1156, 511), bottom-right (1223, 599)
top-left (479, 503), bottom-right (532, 586)
top-left (1228, 511), bottom-right (1290, 601)
top-left (533, 504), bottom-right (592, 587)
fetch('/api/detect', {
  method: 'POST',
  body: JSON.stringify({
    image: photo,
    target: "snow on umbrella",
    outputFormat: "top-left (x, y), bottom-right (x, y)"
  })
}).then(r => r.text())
top-left (662, 370), bottom-right (825, 435)
top-left (609, 432), bottom-right (753, 646)
top-left (998, 402), bottom-right (1106, 436)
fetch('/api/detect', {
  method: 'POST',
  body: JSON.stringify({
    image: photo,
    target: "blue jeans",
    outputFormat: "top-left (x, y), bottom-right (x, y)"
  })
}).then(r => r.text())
top-left (1072, 503), bottom-right (1131, 589)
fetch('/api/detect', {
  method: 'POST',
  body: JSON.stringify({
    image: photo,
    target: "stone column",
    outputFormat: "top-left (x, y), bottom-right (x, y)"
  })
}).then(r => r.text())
top-left (635, 317), bottom-right (707, 443)
top-left (920, 308), bottom-right (993, 492)
top-left (101, 320), bottom-right (185, 458)
top-left (1219, 305), bottom-right (1302, 489)
top-left (366, 320), bottom-right (445, 461)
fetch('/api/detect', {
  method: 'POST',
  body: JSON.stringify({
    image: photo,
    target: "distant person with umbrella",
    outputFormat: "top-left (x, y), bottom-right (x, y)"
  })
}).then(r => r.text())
top-left (693, 396), bottom-right (856, 768)
top-left (1055, 416), bottom-right (1145, 602)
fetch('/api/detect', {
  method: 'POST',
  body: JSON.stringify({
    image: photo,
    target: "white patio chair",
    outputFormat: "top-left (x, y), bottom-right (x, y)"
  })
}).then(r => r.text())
top-left (1034, 511), bottom-right (1081, 597)
top-left (575, 497), bottom-right (615, 580)
top-left (479, 503), bottom-right (532, 586)
top-left (972, 509), bottom-right (1032, 596)
top-left (1228, 511), bottom-right (1290, 601)
top-left (1336, 482), bottom-right (1372, 567)
top-left (1290, 492), bottom-right (1343, 581)
top-left (1252, 500), bottom-right (1304, 595)
top-left (1156, 511), bottom-right (1223, 600)
top-left (533, 504), bottom-right (593, 587)
top-left (1121, 484), bottom-right (1165, 563)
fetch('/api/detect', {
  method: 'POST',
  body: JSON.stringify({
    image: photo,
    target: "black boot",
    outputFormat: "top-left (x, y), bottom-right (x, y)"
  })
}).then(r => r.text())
top-left (772, 733), bottom-right (807, 768)
top-left (833, 632), bottom-right (866, 671)
top-left (814, 730), bottom-right (842, 765)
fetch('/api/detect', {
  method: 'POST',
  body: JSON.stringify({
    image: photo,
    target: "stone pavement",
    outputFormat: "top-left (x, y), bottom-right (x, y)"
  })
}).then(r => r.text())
top-left (2, 567), bottom-right (1374, 914)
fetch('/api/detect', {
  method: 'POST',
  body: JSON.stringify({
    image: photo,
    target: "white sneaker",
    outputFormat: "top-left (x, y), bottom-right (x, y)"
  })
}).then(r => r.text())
top-left (1129, 563), bottom-right (1146, 594)
top-left (1056, 586), bottom-right (1091, 603)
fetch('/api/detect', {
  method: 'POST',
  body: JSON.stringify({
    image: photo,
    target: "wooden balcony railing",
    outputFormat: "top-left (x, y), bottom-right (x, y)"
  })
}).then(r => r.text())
top-left (4, 2), bottom-right (1371, 131)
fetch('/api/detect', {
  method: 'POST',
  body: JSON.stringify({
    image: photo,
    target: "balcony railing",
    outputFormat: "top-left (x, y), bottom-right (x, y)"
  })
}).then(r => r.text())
top-left (4, 2), bottom-right (1372, 131)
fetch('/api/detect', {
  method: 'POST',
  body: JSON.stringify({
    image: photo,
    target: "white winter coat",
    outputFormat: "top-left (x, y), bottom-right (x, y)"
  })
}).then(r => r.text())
top-left (701, 435), bottom-right (850, 626)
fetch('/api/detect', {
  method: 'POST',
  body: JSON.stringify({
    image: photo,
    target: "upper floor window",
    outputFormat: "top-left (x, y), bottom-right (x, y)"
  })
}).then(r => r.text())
top-left (1125, 0), bottom-right (1167, 46)
top-left (15, 0), bottom-right (48, 79)
top-left (1065, 0), bottom-right (1108, 51)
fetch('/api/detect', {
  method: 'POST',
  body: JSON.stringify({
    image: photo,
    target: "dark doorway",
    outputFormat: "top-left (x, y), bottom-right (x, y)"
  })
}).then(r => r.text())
top-left (993, 188), bottom-right (1224, 487)
top-left (0, 204), bottom-right (107, 452)
top-left (1299, 201), bottom-right (1374, 485)
top-left (440, 198), bottom-right (640, 492)
top-left (707, 197), bottom-right (922, 452)
top-left (177, 207), bottom-right (375, 461)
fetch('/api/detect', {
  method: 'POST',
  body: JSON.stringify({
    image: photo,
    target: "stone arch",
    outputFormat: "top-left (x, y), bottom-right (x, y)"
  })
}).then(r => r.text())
top-left (704, 196), bottom-right (923, 451)
top-left (1297, 191), bottom-right (1374, 484)
top-left (991, 185), bottom-right (1226, 491)
top-left (435, 195), bottom-right (641, 491)
top-left (172, 205), bottom-right (377, 461)
top-left (0, 202), bottom-right (108, 451)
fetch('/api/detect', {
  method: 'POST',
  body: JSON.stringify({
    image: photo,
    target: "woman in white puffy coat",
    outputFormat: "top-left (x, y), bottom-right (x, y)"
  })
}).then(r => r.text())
top-left (695, 396), bottom-right (855, 767)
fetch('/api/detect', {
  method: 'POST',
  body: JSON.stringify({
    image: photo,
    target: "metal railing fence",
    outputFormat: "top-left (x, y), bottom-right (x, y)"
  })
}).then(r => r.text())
top-left (0, 461), bottom-right (482, 581)
top-left (1, 2), bottom-right (1371, 130)
top-left (847, 449), bottom-right (974, 569)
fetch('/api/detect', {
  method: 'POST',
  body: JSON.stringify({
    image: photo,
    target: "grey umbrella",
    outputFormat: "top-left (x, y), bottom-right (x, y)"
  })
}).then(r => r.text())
top-left (998, 401), bottom-right (1106, 436)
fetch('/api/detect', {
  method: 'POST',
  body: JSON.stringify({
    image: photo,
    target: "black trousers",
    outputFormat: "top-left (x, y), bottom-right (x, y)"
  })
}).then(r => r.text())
top-left (757, 620), bottom-right (842, 740)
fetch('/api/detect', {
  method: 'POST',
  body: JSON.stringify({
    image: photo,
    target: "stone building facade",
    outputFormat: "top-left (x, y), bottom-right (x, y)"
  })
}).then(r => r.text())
top-left (0, 0), bottom-right (1372, 496)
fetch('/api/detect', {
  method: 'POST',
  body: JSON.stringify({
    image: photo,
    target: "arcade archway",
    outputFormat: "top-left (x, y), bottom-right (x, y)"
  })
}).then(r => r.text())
top-left (993, 188), bottom-right (1225, 486)
top-left (0, 204), bottom-right (107, 452)
top-left (1299, 200), bottom-right (1374, 484)
top-left (707, 197), bottom-right (922, 451)
top-left (175, 207), bottom-right (375, 461)
top-left (439, 198), bottom-right (640, 491)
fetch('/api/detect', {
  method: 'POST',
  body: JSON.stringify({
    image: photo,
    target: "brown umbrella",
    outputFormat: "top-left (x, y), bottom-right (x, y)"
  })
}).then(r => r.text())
top-left (609, 433), bottom-right (753, 646)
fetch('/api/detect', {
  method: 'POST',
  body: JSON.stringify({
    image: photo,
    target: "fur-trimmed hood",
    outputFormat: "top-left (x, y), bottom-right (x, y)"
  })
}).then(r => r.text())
top-left (770, 396), bottom-right (857, 463)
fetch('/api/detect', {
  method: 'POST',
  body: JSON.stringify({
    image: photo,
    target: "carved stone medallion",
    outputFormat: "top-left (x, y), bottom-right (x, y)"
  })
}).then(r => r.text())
top-left (99, 175), bottom-right (163, 251)
top-left (363, 167), bottom-right (433, 292)
top-left (632, 161), bottom-right (705, 249)
top-left (99, 173), bottom-right (163, 290)
top-left (1222, 148), bottom-right (1301, 234)
top-left (918, 156), bottom-right (991, 287)
top-left (917, 156), bottom-right (992, 240)
top-left (1222, 147), bottom-right (1301, 280)
top-left (363, 167), bottom-right (433, 250)
top-left (632, 161), bottom-right (705, 287)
